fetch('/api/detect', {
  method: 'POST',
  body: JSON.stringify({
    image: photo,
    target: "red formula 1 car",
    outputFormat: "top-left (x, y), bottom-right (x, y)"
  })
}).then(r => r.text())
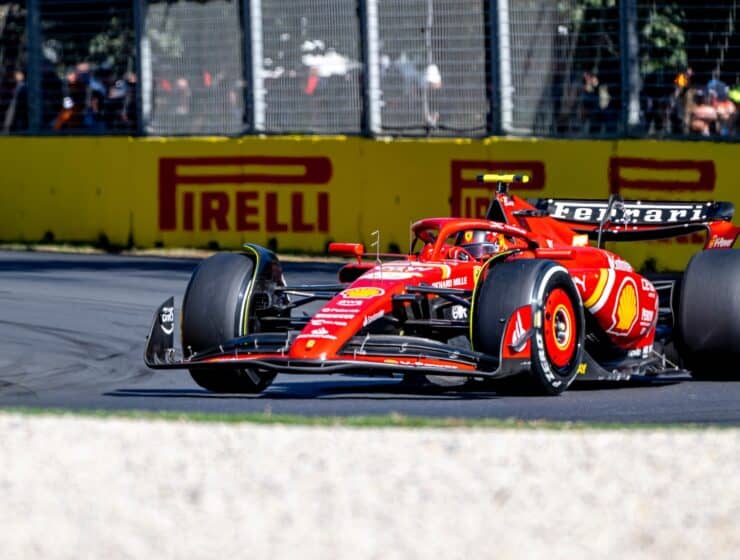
top-left (145, 174), bottom-right (740, 395)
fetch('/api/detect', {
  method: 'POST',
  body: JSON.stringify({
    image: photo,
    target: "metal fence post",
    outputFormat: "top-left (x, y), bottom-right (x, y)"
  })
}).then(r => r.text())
top-left (133, 0), bottom-right (145, 136)
top-left (359, 0), bottom-right (381, 136)
top-left (485, 0), bottom-right (501, 136)
top-left (240, 0), bottom-right (254, 134)
top-left (619, 0), bottom-right (640, 135)
top-left (497, 0), bottom-right (514, 134)
top-left (26, 0), bottom-right (41, 133)
top-left (246, 0), bottom-right (265, 132)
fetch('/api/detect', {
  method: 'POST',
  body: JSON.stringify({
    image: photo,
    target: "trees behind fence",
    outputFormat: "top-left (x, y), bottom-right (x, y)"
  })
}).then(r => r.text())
top-left (0, 0), bottom-right (737, 139)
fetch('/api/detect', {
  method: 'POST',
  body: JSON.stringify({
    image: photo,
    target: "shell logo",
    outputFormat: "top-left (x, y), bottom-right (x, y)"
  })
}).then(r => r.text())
top-left (610, 278), bottom-right (639, 335)
top-left (341, 287), bottom-right (385, 299)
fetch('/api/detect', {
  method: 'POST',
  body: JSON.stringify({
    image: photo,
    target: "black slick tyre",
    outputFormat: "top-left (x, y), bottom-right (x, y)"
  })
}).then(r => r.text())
top-left (182, 252), bottom-right (276, 393)
top-left (472, 259), bottom-right (585, 395)
top-left (678, 249), bottom-right (740, 380)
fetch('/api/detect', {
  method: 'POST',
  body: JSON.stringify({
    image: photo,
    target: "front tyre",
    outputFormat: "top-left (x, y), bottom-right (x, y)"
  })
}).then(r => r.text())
top-left (472, 260), bottom-right (585, 395)
top-left (182, 252), bottom-right (276, 393)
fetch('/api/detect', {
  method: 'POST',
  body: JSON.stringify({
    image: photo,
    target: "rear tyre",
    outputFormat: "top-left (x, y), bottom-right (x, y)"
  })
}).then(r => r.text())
top-left (472, 260), bottom-right (585, 395)
top-left (678, 250), bottom-right (740, 380)
top-left (182, 252), bottom-right (276, 393)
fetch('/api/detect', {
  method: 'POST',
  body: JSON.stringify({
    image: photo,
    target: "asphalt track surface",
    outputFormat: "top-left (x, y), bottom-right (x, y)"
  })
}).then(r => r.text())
top-left (1, 250), bottom-right (739, 424)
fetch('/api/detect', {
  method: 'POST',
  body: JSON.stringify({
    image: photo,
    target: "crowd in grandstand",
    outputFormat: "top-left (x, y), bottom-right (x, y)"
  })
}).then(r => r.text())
top-left (0, 60), bottom-right (137, 133)
top-left (1, 56), bottom-right (738, 139)
top-left (642, 68), bottom-right (738, 138)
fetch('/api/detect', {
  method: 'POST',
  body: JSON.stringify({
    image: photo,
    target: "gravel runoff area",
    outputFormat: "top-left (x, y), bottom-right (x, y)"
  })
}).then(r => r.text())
top-left (1, 413), bottom-right (738, 560)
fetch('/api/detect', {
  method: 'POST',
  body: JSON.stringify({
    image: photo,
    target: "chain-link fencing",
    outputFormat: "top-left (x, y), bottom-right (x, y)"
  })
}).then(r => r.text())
top-left (0, 0), bottom-right (736, 139)
top-left (142, 0), bottom-right (245, 135)
top-left (257, 0), bottom-right (363, 133)
top-left (376, 0), bottom-right (489, 136)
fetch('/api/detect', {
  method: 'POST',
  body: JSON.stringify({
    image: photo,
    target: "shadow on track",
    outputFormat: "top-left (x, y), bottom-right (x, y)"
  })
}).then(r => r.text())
top-left (104, 374), bottom-right (693, 402)
top-left (105, 378), bottom-right (502, 401)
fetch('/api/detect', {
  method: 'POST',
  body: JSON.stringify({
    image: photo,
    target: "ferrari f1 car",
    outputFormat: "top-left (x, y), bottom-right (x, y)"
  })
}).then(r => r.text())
top-left (145, 174), bottom-right (740, 395)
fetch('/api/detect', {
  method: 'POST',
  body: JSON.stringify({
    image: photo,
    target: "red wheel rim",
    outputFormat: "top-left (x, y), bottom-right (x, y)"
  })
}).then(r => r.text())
top-left (543, 287), bottom-right (576, 368)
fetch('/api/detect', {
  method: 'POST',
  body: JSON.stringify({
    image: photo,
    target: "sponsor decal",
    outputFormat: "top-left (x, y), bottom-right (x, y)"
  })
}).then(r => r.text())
top-left (158, 156), bottom-right (332, 232)
top-left (305, 340), bottom-right (316, 349)
top-left (709, 236), bottom-right (735, 248)
top-left (608, 277), bottom-right (639, 336)
top-left (451, 305), bottom-right (468, 320)
top-left (576, 363), bottom-right (588, 375)
top-left (363, 310), bottom-right (385, 326)
top-left (315, 312), bottom-right (356, 320)
top-left (337, 299), bottom-right (363, 307)
top-left (310, 319), bottom-right (349, 327)
top-left (321, 307), bottom-right (360, 314)
top-left (432, 276), bottom-right (468, 289)
top-left (341, 287), bottom-right (385, 299)
top-left (548, 200), bottom-right (710, 225)
top-left (511, 311), bottom-right (526, 346)
top-left (160, 306), bottom-right (174, 335)
top-left (363, 270), bottom-right (418, 280)
top-left (613, 258), bottom-right (633, 272)
top-left (640, 308), bottom-right (655, 323)
top-left (297, 329), bottom-right (337, 341)
top-left (450, 160), bottom-right (545, 218)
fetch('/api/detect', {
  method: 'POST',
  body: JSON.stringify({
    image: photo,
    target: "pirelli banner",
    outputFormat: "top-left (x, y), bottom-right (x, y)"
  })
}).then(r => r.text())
top-left (0, 135), bottom-right (736, 270)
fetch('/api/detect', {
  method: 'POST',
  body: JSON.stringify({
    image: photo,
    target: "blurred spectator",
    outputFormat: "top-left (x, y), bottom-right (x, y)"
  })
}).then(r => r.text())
top-left (642, 69), bottom-right (673, 135)
top-left (2, 69), bottom-right (27, 132)
top-left (102, 71), bottom-right (137, 132)
top-left (689, 90), bottom-right (717, 136)
top-left (53, 63), bottom-right (105, 131)
top-left (578, 72), bottom-right (618, 135)
top-left (174, 77), bottom-right (191, 116)
top-left (640, 68), bottom-right (698, 136)
top-left (708, 81), bottom-right (736, 137)
top-left (671, 68), bottom-right (694, 134)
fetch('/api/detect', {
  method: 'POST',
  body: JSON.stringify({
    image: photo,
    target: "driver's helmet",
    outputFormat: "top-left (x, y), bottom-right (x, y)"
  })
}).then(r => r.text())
top-left (456, 230), bottom-right (507, 258)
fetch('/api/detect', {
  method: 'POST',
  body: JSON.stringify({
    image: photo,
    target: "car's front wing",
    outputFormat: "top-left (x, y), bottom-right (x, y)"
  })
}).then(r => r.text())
top-left (144, 298), bottom-right (524, 380)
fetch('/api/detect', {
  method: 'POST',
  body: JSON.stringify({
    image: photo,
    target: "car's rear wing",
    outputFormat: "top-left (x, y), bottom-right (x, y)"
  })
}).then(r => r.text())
top-left (528, 198), bottom-right (739, 245)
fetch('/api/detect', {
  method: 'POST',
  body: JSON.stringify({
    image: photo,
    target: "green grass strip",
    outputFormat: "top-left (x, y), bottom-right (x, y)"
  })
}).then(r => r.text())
top-left (0, 406), bottom-right (731, 430)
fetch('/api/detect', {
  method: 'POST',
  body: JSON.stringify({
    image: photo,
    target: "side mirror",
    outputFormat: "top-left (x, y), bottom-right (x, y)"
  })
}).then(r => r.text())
top-left (329, 242), bottom-right (365, 263)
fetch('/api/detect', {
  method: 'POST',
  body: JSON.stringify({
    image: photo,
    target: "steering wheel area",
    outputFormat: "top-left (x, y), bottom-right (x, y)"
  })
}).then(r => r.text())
top-left (444, 245), bottom-right (474, 261)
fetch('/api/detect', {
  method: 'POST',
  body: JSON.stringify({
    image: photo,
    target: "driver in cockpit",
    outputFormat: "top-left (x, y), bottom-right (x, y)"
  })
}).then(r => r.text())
top-left (454, 230), bottom-right (508, 259)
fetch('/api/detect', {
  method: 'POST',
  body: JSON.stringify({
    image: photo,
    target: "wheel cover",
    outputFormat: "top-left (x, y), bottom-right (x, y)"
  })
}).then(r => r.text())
top-left (543, 287), bottom-right (577, 369)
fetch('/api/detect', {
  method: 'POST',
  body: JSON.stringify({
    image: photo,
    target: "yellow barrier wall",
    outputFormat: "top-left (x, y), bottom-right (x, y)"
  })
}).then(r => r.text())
top-left (0, 135), bottom-right (737, 269)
